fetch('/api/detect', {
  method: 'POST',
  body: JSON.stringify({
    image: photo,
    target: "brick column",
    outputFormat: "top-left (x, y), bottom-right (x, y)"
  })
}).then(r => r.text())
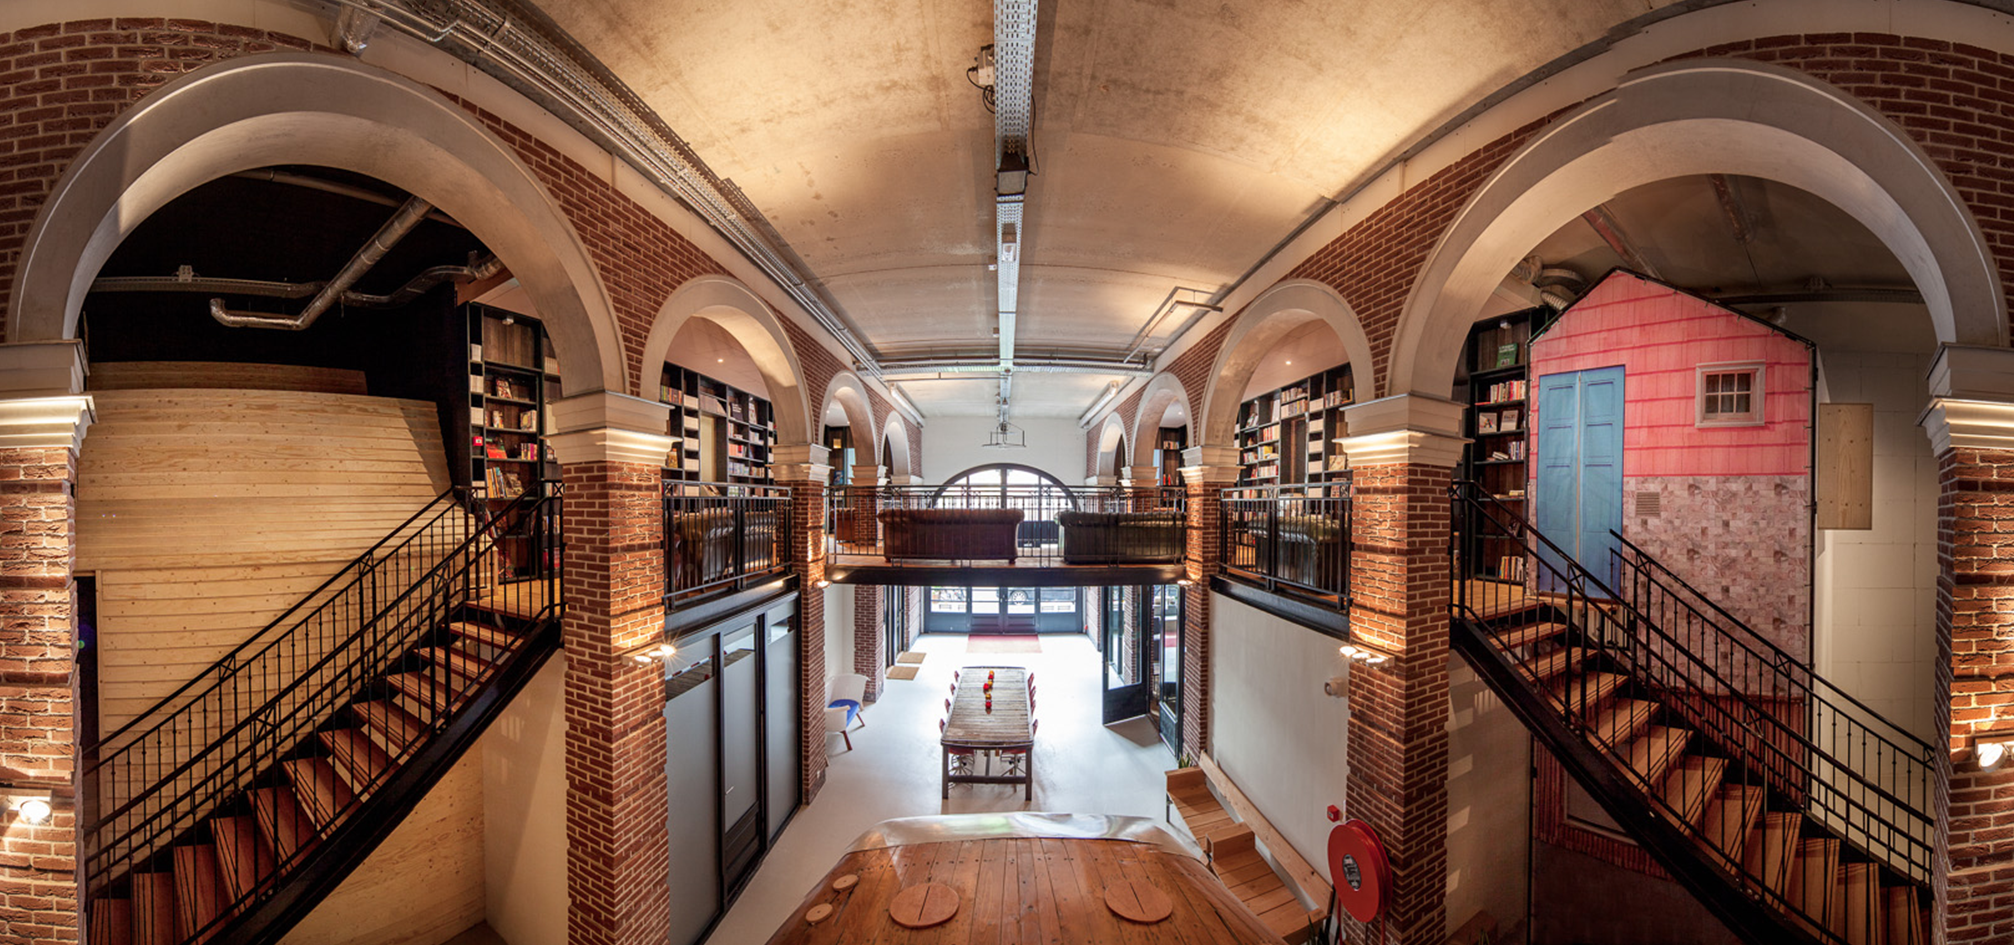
top-left (1179, 445), bottom-right (1238, 759)
top-left (852, 584), bottom-right (885, 700)
top-left (547, 392), bottom-right (675, 945)
top-left (776, 445), bottom-right (832, 802)
top-left (1333, 395), bottom-right (1467, 945)
top-left (0, 343), bottom-right (91, 945)
top-left (1921, 345), bottom-right (2014, 945)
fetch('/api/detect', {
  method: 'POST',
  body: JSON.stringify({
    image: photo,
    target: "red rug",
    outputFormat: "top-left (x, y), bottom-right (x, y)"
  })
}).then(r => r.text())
top-left (966, 634), bottom-right (1042, 654)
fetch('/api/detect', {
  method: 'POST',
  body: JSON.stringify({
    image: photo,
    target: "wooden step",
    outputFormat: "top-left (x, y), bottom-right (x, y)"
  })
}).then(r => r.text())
top-left (89, 898), bottom-right (133, 945)
top-left (1788, 837), bottom-right (1840, 934)
top-left (1520, 647), bottom-right (1588, 684)
top-left (422, 644), bottom-right (491, 681)
top-left (171, 844), bottom-right (226, 942)
top-left (386, 671), bottom-right (462, 719)
top-left (1623, 726), bottom-right (1693, 788)
top-left (1587, 697), bottom-right (1656, 748)
top-left (209, 814), bottom-right (274, 902)
top-left (1550, 671), bottom-right (1624, 717)
top-left (131, 871), bottom-right (177, 945)
top-left (450, 620), bottom-right (521, 651)
top-left (352, 699), bottom-right (427, 759)
top-left (1743, 812), bottom-right (1800, 898)
top-left (1490, 621), bottom-right (1568, 651)
top-left (318, 728), bottom-right (393, 796)
top-left (1699, 785), bottom-right (1765, 867)
top-left (1838, 863), bottom-right (1877, 945)
top-left (1885, 885), bottom-right (1926, 945)
top-left (249, 786), bottom-right (314, 864)
top-left (1656, 755), bottom-right (1727, 826)
top-left (282, 758), bottom-right (355, 829)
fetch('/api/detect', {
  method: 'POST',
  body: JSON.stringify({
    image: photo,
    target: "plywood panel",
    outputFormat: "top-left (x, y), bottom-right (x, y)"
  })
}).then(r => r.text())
top-left (1816, 403), bottom-right (1874, 530)
top-left (88, 362), bottom-right (369, 395)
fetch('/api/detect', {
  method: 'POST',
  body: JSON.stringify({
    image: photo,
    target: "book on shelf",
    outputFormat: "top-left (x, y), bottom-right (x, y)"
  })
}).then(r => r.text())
top-left (1500, 408), bottom-right (1520, 432)
top-left (1496, 342), bottom-right (1519, 369)
top-left (1499, 555), bottom-right (1526, 582)
top-left (486, 444), bottom-right (506, 459)
top-left (1476, 411), bottom-right (1498, 434)
top-left (469, 343), bottom-right (483, 362)
top-left (469, 374), bottom-right (484, 394)
top-left (469, 406), bottom-right (484, 426)
top-left (1483, 378), bottom-right (1529, 403)
top-left (520, 412), bottom-right (537, 432)
top-left (1488, 449), bottom-right (1510, 461)
top-left (1511, 440), bottom-right (1525, 460)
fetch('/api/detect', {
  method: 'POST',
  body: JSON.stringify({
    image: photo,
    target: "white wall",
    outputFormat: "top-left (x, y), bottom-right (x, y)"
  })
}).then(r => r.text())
top-left (482, 654), bottom-right (569, 945)
top-left (920, 415), bottom-right (1088, 485)
top-left (1812, 350), bottom-right (1940, 741)
top-left (1445, 657), bottom-right (1531, 934)
top-left (1208, 595), bottom-right (1350, 886)
top-left (824, 582), bottom-right (853, 684)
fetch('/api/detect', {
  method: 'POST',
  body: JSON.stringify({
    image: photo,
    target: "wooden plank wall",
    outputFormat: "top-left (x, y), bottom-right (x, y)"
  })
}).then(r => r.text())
top-left (87, 361), bottom-right (370, 395)
top-left (79, 387), bottom-right (452, 736)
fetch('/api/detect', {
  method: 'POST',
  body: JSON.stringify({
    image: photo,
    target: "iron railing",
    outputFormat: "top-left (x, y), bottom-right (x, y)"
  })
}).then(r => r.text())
top-left (83, 483), bottom-right (563, 917)
top-left (1610, 531), bottom-right (1935, 883)
top-left (1219, 480), bottom-right (1352, 605)
top-left (1450, 482), bottom-right (1930, 945)
top-left (664, 481), bottom-right (792, 602)
top-left (828, 483), bottom-right (1185, 566)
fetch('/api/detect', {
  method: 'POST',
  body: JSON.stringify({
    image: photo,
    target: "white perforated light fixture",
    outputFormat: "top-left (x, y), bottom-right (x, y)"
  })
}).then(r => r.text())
top-left (983, 421), bottom-right (1027, 450)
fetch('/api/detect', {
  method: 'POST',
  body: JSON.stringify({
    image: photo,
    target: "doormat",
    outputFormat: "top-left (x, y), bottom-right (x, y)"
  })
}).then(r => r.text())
top-left (886, 664), bottom-right (920, 680)
top-left (967, 634), bottom-right (1041, 654)
top-left (896, 651), bottom-right (928, 665)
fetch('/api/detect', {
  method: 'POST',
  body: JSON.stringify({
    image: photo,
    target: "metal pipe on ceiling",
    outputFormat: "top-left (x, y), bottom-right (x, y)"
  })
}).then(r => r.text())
top-left (993, 0), bottom-right (1039, 427)
top-left (209, 196), bottom-right (433, 330)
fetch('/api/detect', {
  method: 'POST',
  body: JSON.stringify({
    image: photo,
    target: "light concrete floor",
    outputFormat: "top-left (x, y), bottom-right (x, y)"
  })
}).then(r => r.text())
top-left (702, 630), bottom-right (1179, 944)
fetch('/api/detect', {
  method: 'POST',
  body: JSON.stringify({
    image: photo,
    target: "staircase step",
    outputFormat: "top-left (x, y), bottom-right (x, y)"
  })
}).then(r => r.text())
top-left (353, 699), bottom-right (427, 759)
top-left (319, 728), bottom-right (393, 797)
top-left (131, 871), bottom-right (177, 945)
top-left (1885, 885), bottom-right (1926, 945)
top-left (89, 898), bottom-right (132, 945)
top-left (171, 844), bottom-right (226, 942)
top-left (249, 786), bottom-right (315, 864)
top-left (1838, 863), bottom-right (1877, 945)
top-left (1699, 785), bottom-right (1765, 868)
top-left (451, 620), bottom-right (521, 651)
top-left (421, 644), bottom-right (492, 681)
top-left (1743, 811), bottom-right (1801, 898)
top-left (1623, 726), bottom-right (1693, 788)
top-left (1490, 621), bottom-right (1568, 651)
top-left (209, 814), bottom-right (274, 902)
top-left (1586, 697), bottom-right (1657, 748)
top-left (282, 758), bottom-right (356, 829)
top-left (1551, 671), bottom-right (1626, 717)
top-left (1788, 837), bottom-right (1841, 934)
top-left (1656, 755), bottom-right (1727, 826)
top-left (387, 670), bottom-right (463, 719)
top-left (1520, 647), bottom-right (1588, 684)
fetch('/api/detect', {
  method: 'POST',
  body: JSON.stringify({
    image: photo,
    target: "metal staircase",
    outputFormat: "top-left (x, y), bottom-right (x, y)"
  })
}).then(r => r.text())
top-left (1450, 482), bottom-right (1932, 945)
top-left (82, 485), bottom-right (563, 945)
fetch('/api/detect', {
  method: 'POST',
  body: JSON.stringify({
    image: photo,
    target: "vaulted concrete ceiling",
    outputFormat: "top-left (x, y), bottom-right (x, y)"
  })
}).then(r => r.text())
top-left (533, 0), bottom-right (1706, 416)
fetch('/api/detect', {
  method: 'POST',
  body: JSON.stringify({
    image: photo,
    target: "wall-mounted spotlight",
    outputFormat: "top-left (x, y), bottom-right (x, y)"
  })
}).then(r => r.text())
top-left (0, 782), bottom-right (59, 826)
top-left (623, 641), bottom-right (678, 665)
top-left (12, 796), bottom-right (51, 826)
top-left (816, 579), bottom-right (832, 589)
top-left (1339, 640), bottom-right (1399, 667)
top-left (1972, 726), bottom-right (2014, 770)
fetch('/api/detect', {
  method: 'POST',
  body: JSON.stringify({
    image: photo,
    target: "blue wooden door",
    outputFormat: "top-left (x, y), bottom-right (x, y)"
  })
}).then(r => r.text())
top-left (1534, 367), bottom-right (1625, 590)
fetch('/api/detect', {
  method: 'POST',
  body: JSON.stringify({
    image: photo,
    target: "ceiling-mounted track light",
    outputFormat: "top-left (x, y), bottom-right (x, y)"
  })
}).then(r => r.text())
top-left (983, 421), bottom-right (1027, 450)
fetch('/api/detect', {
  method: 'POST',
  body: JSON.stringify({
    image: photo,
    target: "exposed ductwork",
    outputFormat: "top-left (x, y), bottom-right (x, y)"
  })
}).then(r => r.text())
top-left (991, 0), bottom-right (1039, 428)
top-left (205, 197), bottom-right (433, 330)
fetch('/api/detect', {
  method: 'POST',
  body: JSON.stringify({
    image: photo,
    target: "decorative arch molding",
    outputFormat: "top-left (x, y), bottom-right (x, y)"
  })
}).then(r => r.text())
top-left (1200, 280), bottom-right (1377, 449)
top-left (1127, 372), bottom-right (1195, 469)
top-left (1093, 413), bottom-right (1129, 480)
top-left (9, 52), bottom-right (625, 394)
top-left (818, 370), bottom-right (880, 465)
top-left (641, 274), bottom-right (813, 448)
top-left (1390, 58), bottom-right (2006, 399)
top-left (881, 410), bottom-right (915, 480)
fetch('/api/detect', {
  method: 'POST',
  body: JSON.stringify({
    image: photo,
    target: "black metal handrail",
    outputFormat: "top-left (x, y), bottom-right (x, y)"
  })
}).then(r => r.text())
top-left (1451, 482), bottom-right (1932, 914)
top-left (1219, 480), bottom-right (1352, 605)
top-left (827, 483), bottom-right (1185, 567)
top-left (83, 484), bottom-right (562, 903)
top-left (665, 481), bottom-right (792, 602)
top-left (1609, 531), bottom-right (1935, 876)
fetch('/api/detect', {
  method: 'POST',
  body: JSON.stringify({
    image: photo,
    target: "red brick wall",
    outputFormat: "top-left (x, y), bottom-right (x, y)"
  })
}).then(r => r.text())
top-left (558, 461), bottom-right (670, 945)
top-left (0, 446), bottom-right (79, 944)
top-left (1940, 447), bottom-right (2014, 945)
top-left (851, 584), bottom-right (884, 701)
top-left (783, 478), bottom-right (829, 801)
top-left (1182, 476), bottom-right (1225, 757)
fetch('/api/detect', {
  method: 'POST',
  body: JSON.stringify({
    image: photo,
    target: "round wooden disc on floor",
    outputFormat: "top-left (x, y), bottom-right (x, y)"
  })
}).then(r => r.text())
top-left (889, 882), bottom-right (960, 928)
top-left (1103, 878), bottom-right (1173, 923)
top-left (832, 874), bottom-right (859, 892)
top-left (805, 904), bottom-right (833, 924)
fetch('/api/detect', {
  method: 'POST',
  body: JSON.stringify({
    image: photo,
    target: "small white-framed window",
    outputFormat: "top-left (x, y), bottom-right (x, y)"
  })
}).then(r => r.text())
top-left (1697, 363), bottom-right (1764, 426)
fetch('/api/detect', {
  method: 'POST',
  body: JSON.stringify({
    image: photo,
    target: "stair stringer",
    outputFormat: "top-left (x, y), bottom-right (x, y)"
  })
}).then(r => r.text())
top-left (1451, 613), bottom-right (1828, 945)
top-left (207, 614), bottom-right (561, 945)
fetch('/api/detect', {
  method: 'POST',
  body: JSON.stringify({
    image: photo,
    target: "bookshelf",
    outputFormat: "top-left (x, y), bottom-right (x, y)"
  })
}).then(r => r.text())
top-left (1460, 309), bottom-right (1538, 580)
top-left (1154, 425), bottom-right (1187, 486)
top-left (467, 305), bottom-right (546, 501)
top-left (1234, 363), bottom-right (1354, 494)
top-left (660, 364), bottom-right (776, 484)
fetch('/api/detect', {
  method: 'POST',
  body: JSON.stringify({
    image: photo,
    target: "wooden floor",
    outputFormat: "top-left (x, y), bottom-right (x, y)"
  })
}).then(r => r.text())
top-left (763, 836), bottom-right (1285, 944)
top-left (474, 580), bottom-right (552, 619)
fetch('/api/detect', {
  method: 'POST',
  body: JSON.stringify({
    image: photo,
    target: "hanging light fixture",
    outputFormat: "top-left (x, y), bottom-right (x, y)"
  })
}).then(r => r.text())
top-left (983, 420), bottom-right (1027, 449)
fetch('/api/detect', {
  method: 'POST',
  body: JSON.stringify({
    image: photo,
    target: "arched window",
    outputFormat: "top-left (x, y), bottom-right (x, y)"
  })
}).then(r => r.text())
top-left (926, 464), bottom-right (1082, 634)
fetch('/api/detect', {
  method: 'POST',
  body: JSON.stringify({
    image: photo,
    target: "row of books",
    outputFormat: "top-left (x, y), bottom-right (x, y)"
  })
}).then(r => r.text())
top-left (1475, 408), bottom-right (1521, 434)
top-left (1243, 462), bottom-right (1280, 480)
top-left (490, 377), bottom-right (532, 400)
top-left (1240, 444), bottom-right (1279, 463)
top-left (1479, 378), bottom-right (1528, 403)
top-left (1485, 441), bottom-right (1527, 462)
top-left (484, 466), bottom-right (529, 497)
top-left (486, 407), bottom-right (538, 432)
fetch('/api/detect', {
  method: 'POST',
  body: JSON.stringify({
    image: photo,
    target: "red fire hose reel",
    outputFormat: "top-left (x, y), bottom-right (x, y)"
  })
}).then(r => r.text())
top-left (1327, 818), bottom-right (1390, 923)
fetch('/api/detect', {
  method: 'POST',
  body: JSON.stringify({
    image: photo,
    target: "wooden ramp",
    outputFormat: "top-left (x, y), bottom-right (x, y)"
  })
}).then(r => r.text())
top-left (1163, 754), bottom-right (1331, 945)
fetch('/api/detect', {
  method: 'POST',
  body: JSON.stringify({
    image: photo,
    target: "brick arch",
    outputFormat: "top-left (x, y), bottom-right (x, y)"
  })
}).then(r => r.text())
top-left (818, 370), bottom-right (879, 465)
top-left (9, 51), bottom-right (626, 394)
top-left (641, 274), bottom-right (813, 449)
top-left (881, 410), bottom-right (915, 479)
top-left (1092, 413), bottom-right (1128, 480)
top-left (1391, 57), bottom-right (2005, 399)
top-left (1200, 280), bottom-right (1374, 450)
top-left (1127, 372), bottom-right (1194, 469)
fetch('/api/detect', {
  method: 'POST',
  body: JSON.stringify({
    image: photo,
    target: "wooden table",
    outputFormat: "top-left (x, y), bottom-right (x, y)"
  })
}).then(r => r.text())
top-left (762, 815), bottom-right (1287, 944)
top-left (942, 665), bottom-right (1033, 799)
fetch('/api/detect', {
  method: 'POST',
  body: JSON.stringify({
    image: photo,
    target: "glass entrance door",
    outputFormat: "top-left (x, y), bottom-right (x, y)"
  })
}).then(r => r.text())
top-left (1101, 586), bottom-right (1149, 723)
top-left (1148, 585), bottom-right (1182, 750)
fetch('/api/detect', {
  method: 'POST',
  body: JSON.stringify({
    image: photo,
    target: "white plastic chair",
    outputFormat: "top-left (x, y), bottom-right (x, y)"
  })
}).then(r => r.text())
top-left (825, 706), bottom-right (854, 751)
top-left (828, 673), bottom-right (868, 731)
